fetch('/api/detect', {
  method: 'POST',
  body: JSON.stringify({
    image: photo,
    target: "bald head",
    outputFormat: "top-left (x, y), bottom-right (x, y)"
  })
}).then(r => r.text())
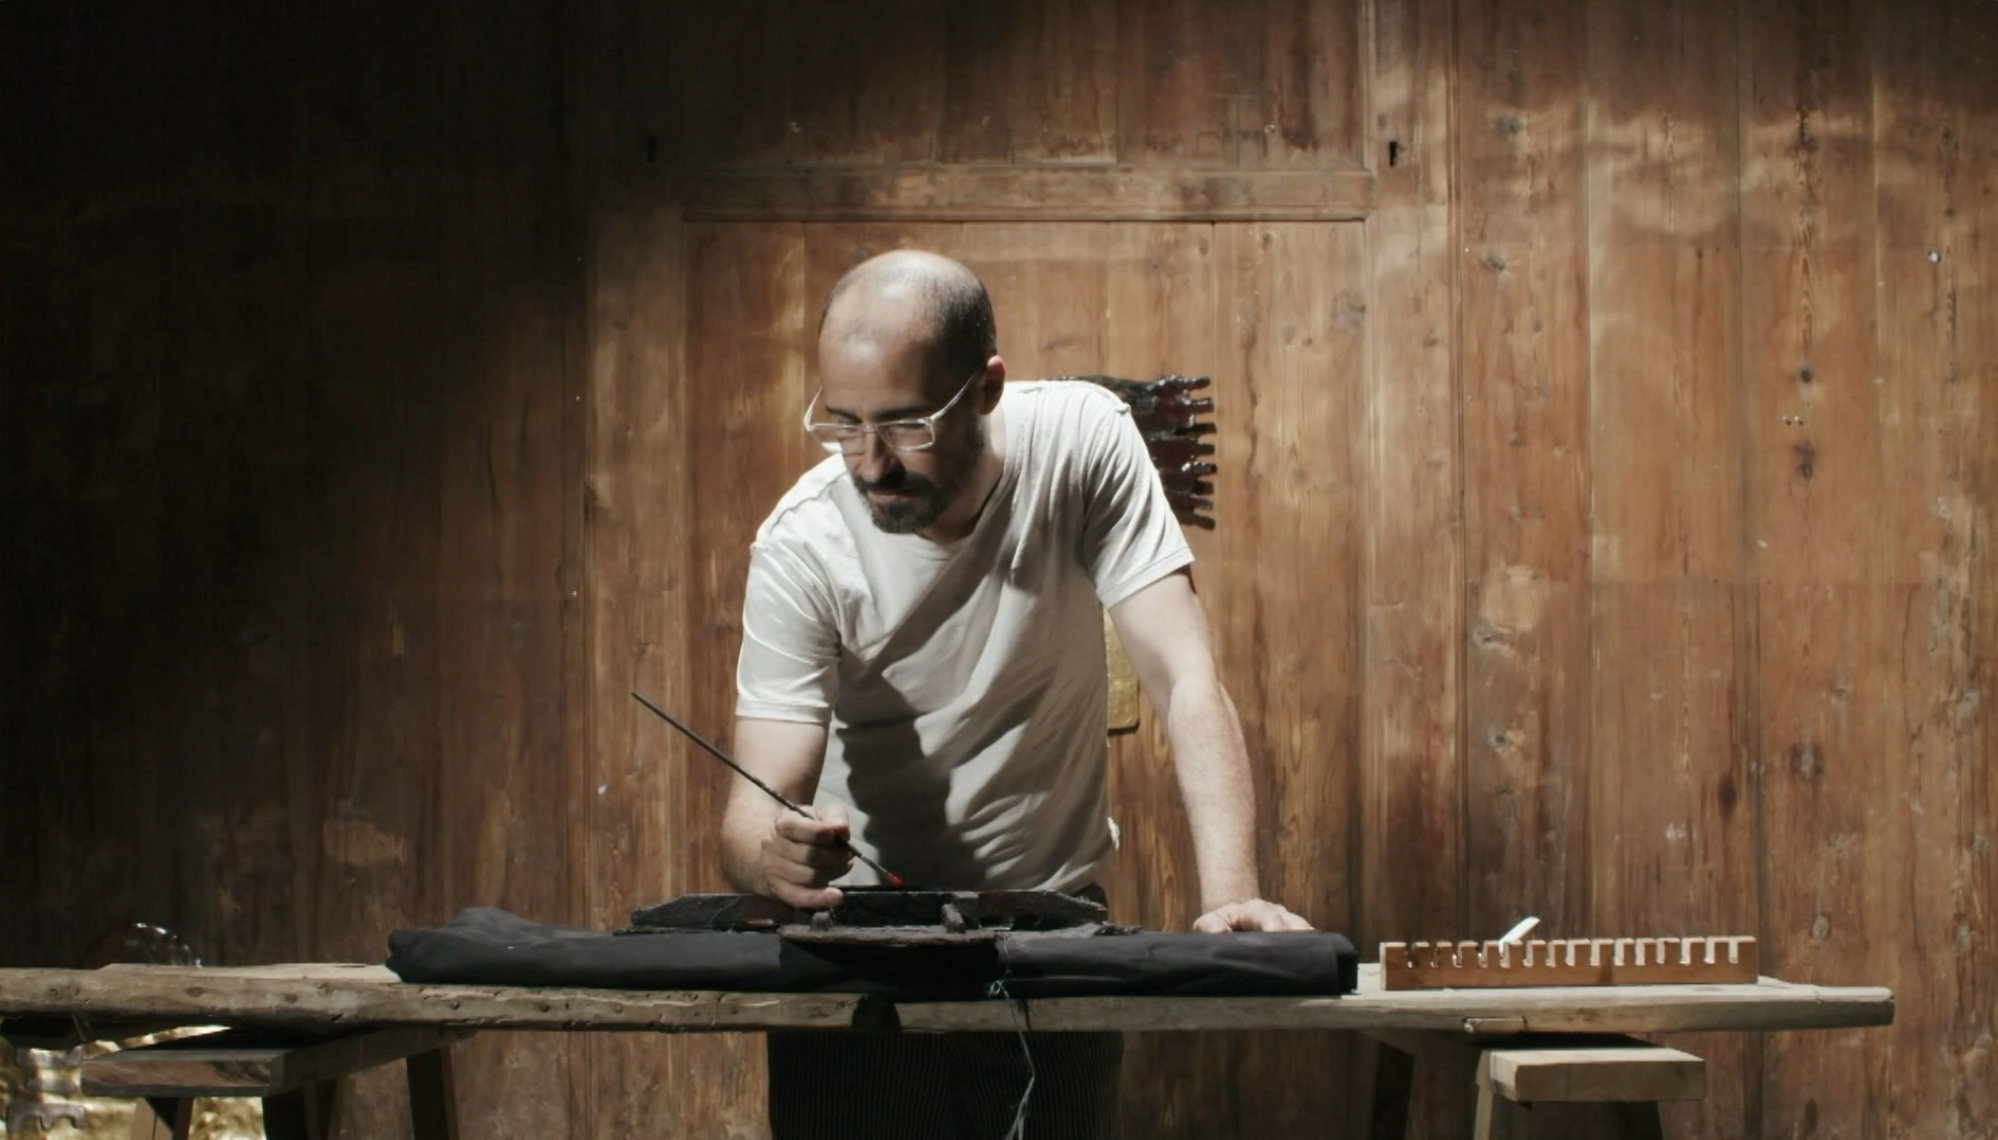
top-left (819, 251), bottom-right (996, 390)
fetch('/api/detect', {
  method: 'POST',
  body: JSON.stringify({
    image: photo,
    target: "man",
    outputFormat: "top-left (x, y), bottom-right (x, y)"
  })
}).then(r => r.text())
top-left (723, 250), bottom-right (1307, 1137)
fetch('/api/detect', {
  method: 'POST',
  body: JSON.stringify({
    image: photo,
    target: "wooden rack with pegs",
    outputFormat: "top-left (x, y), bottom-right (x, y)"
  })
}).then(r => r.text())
top-left (1379, 935), bottom-right (1760, 990)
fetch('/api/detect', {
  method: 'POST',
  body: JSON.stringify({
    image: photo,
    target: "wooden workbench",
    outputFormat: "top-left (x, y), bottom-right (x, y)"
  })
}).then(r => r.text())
top-left (0, 962), bottom-right (1892, 1138)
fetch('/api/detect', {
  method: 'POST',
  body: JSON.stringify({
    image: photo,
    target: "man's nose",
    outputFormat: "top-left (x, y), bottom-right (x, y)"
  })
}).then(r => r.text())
top-left (851, 432), bottom-right (895, 481)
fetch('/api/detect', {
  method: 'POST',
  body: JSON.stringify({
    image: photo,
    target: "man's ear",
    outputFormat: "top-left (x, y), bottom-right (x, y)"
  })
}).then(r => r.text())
top-left (978, 356), bottom-right (1007, 412)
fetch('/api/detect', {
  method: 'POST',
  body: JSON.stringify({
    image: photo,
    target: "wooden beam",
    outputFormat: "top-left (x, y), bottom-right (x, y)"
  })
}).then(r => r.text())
top-left (0, 962), bottom-right (1893, 1037)
top-left (1479, 1045), bottom-right (1706, 1104)
top-left (0, 964), bottom-right (867, 1033)
top-left (82, 1027), bottom-right (463, 1098)
top-left (670, 165), bottom-right (1378, 222)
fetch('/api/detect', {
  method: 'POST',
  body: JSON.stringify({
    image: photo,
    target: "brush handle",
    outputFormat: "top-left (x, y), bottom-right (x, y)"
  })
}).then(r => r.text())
top-left (630, 692), bottom-right (906, 890)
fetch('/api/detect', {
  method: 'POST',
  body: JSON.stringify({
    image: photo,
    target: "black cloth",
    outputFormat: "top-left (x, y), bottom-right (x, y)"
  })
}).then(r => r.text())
top-left (385, 907), bottom-right (1358, 999)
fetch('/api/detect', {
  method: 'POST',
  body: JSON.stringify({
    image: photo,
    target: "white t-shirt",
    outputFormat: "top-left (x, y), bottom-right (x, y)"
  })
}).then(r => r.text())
top-left (734, 381), bottom-right (1194, 892)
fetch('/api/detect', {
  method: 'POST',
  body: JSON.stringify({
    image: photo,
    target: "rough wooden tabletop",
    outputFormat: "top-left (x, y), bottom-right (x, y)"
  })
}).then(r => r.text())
top-left (0, 962), bottom-right (1893, 1038)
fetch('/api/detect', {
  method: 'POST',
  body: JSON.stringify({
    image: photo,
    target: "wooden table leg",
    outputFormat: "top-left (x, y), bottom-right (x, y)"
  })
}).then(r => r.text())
top-left (1471, 1078), bottom-right (1497, 1140)
top-left (407, 1043), bottom-right (460, 1140)
top-left (1366, 1037), bottom-right (1416, 1140)
top-left (262, 1078), bottom-right (336, 1140)
top-left (1362, 1029), bottom-right (1483, 1139)
top-left (138, 1097), bottom-right (192, 1140)
top-left (1611, 1102), bottom-right (1667, 1139)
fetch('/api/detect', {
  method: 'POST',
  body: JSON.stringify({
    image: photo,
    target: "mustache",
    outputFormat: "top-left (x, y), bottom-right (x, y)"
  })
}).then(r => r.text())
top-left (852, 469), bottom-right (936, 495)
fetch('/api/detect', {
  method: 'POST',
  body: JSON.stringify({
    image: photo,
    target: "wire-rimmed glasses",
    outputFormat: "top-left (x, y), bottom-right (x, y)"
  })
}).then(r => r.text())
top-left (802, 369), bottom-right (984, 455)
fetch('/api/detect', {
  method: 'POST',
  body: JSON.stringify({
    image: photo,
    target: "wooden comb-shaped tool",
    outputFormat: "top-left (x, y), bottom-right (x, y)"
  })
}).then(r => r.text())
top-left (1379, 934), bottom-right (1760, 990)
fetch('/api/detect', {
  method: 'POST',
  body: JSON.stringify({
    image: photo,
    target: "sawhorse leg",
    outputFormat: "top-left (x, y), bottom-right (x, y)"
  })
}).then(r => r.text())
top-left (407, 1042), bottom-right (460, 1140)
top-left (1367, 1031), bottom-right (1687, 1140)
top-left (263, 1079), bottom-right (338, 1140)
top-left (135, 1097), bottom-right (192, 1140)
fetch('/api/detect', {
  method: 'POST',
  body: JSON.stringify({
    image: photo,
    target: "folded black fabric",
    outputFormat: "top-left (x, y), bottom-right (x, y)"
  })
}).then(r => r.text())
top-left (997, 931), bottom-right (1357, 997)
top-left (386, 907), bottom-right (1356, 1000)
top-left (387, 907), bottom-right (998, 1000)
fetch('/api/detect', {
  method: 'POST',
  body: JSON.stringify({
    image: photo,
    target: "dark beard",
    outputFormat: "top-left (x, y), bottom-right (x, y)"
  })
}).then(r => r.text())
top-left (853, 435), bottom-right (979, 536)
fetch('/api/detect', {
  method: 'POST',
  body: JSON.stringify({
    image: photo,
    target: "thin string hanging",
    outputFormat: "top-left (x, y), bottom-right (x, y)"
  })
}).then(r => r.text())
top-left (986, 977), bottom-right (1036, 1140)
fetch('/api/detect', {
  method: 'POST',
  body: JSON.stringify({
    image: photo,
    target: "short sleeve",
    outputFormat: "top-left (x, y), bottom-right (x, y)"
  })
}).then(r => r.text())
top-left (1077, 397), bottom-right (1195, 607)
top-left (734, 539), bottom-right (840, 723)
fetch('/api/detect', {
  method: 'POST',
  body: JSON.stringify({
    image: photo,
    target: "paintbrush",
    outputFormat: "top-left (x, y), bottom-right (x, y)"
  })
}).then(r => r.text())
top-left (629, 692), bottom-right (906, 890)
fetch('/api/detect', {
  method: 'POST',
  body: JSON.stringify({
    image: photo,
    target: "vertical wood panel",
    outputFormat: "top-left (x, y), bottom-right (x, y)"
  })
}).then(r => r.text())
top-left (583, 207), bottom-right (713, 1136)
top-left (1456, 0), bottom-right (1593, 938)
top-left (1740, 0), bottom-right (1887, 1135)
top-left (8, 250), bottom-right (173, 969)
top-left (1947, 9), bottom-right (1998, 1133)
top-left (309, 250), bottom-right (448, 1140)
top-left (1952, 14), bottom-right (1998, 1136)
top-left (665, 0), bottom-right (798, 167)
top-left (675, 224), bottom-right (814, 1136)
top-left (1582, 0), bottom-right (1753, 1135)
top-left (941, 0), bottom-right (1119, 164)
top-left (666, 0), bottom-right (1363, 175)
top-left (1216, 220), bottom-right (1365, 1137)
top-left (669, 0), bottom-right (950, 167)
top-left (958, 223), bottom-right (1111, 382)
top-left (1364, 0), bottom-right (1463, 1129)
top-left (1365, 0), bottom-right (1464, 947)
top-left (781, 1), bottom-right (947, 165)
top-left (1100, 224), bottom-right (1217, 951)
top-left (1869, 2), bottom-right (1998, 1134)
top-left (1115, 0), bottom-right (1366, 169)
top-left (1259, 0), bottom-right (1367, 167)
top-left (1095, 224), bottom-right (1226, 1138)
top-left (1117, 0), bottom-right (1249, 165)
top-left (432, 0), bottom-right (582, 1132)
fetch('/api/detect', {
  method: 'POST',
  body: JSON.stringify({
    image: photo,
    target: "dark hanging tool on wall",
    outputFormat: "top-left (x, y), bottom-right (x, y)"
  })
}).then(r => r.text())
top-left (1065, 374), bottom-right (1218, 528)
top-left (630, 692), bottom-right (907, 889)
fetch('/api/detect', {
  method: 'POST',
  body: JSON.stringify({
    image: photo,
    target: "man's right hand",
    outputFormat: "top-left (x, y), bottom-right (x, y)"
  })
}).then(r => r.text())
top-left (759, 802), bottom-right (854, 910)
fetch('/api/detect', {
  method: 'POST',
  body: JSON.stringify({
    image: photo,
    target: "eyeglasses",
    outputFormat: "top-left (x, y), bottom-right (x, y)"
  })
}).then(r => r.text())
top-left (802, 370), bottom-right (985, 455)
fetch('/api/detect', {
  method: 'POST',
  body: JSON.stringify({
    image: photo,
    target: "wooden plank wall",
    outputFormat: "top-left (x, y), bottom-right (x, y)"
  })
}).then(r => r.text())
top-left (1, 0), bottom-right (1993, 1138)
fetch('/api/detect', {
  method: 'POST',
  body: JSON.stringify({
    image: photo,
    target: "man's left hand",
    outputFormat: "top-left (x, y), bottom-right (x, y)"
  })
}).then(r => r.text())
top-left (1193, 899), bottom-right (1314, 933)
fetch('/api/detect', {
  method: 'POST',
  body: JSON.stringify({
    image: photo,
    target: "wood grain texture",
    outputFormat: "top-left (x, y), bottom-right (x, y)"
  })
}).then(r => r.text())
top-left (1363, 0), bottom-right (1466, 1130)
top-left (1382, 936), bottom-right (1758, 988)
top-left (82, 1028), bottom-right (458, 1097)
top-left (1096, 222), bottom-right (1215, 942)
top-left (1481, 1045), bottom-right (1706, 1104)
top-left (0, 962), bottom-right (1893, 1035)
top-left (1456, 0), bottom-right (1593, 940)
top-left (673, 165), bottom-right (1379, 223)
top-left (660, 0), bottom-right (1364, 175)
top-left (1115, 0), bottom-right (1365, 167)
top-left (1364, 0), bottom-right (1465, 950)
top-left (1937, 13), bottom-right (1998, 1139)
top-left (0, 964), bottom-right (871, 1032)
top-left (1865, 2), bottom-right (1998, 1135)
top-left (1739, 2), bottom-right (1892, 1137)
top-left (1215, 221), bottom-right (1366, 1136)
top-left (430, 2), bottom-right (584, 1136)
top-left (583, 206), bottom-right (737, 1137)
top-left (1580, 0), bottom-right (1755, 1135)
top-left (940, 0), bottom-right (1119, 164)
top-left (1094, 222), bottom-right (1229, 1138)
top-left (675, 224), bottom-right (816, 1137)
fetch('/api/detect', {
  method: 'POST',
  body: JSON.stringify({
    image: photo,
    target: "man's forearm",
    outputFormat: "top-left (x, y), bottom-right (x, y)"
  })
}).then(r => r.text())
top-left (1160, 673), bottom-right (1263, 910)
top-left (719, 794), bottom-right (779, 896)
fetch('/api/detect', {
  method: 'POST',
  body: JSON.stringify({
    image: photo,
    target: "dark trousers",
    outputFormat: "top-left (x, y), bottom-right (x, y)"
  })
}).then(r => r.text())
top-left (766, 1027), bottom-right (1123, 1140)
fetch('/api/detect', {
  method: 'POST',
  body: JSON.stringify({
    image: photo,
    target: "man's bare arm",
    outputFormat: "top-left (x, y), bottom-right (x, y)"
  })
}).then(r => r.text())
top-left (1109, 569), bottom-right (1313, 933)
top-left (719, 717), bottom-right (852, 909)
